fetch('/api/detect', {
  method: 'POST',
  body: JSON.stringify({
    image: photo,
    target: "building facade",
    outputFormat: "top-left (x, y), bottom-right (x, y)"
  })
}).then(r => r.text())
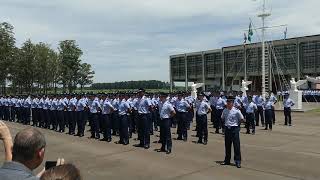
top-left (169, 34), bottom-right (320, 92)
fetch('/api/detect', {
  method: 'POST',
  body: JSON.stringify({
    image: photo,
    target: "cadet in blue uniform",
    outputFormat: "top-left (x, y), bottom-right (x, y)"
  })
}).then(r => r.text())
top-left (215, 93), bottom-right (226, 134)
top-left (101, 94), bottom-right (114, 142)
top-left (221, 96), bottom-right (244, 168)
top-left (90, 95), bottom-right (102, 139)
top-left (269, 92), bottom-right (278, 124)
top-left (51, 95), bottom-right (58, 131)
top-left (56, 95), bottom-right (66, 133)
top-left (175, 92), bottom-right (191, 141)
top-left (117, 93), bottom-right (131, 145)
top-left (135, 88), bottom-right (153, 149)
top-left (254, 93), bottom-right (265, 127)
top-left (158, 93), bottom-right (176, 154)
top-left (245, 96), bottom-right (257, 134)
top-left (264, 96), bottom-right (274, 130)
top-left (111, 94), bottom-right (120, 136)
top-left (68, 95), bottom-right (77, 135)
top-left (283, 93), bottom-right (295, 126)
top-left (196, 92), bottom-right (212, 145)
top-left (76, 94), bottom-right (87, 137)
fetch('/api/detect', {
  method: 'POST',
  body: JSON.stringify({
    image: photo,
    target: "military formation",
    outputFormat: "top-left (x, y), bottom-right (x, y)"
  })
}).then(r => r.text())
top-left (0, 88), bottom-right (297, 168)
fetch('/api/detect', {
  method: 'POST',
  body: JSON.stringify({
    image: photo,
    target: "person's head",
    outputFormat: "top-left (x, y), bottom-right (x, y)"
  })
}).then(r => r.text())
top-left (40, 164), bottom-right (81, 180)
top-left (12, 128), bottom-right (46, 170)
top-left (226, 97), bottom-right (234, 110)
top-left (137, 88), bottom-right (145, 98)
top-left (197, 93), bottom-right (204, 101)
top-left (177, 92), bottom-right (183, 100)
top-left (159, 93), bottom-right (167, 102)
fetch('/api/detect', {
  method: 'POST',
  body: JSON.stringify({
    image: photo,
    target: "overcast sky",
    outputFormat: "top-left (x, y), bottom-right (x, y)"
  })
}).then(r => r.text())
top-left (1, 0), bottom-right (319, 83)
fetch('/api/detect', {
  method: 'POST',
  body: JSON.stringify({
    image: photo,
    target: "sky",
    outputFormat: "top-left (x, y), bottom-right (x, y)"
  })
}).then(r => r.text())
top-left (1, 0), bottom-right (320, 83)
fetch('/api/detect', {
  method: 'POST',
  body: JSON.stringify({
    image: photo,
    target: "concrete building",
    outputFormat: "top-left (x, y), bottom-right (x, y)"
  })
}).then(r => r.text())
top-left (169, 34), bottom-right (320, 92)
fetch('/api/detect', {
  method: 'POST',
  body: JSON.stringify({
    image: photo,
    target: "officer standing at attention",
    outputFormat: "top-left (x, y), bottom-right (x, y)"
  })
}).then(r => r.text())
top-left (264, 95), bottom-right (274, 131)
top-left (76, 94), bottom-right (87, 137)
top-left (245, 96), bottom-right (257, 135)
top-left (90, 94), bottom-right (102, 139)
top-left (158, 92), bottom-right (176, 154)
top-left (101, 94), bottom-right (114, 142)
top-left (254, 92), bottom-right (265, 127)
top-left (135, 88), bottom-right (153, 149)
top-left (221, 96), bottom-right (244, 168)
top-left (117, 93), bottom-right (131, 145)
top-left (196, 92), bottom-right (212, 145)
top-left (175, 92), bottom-right (191, 142)
top-left (283, 93), bottom-right (295, 126)
top-left (56, 95), bottom-right (66, 133)
top-left (215, 92), bottom-right (226, 134)
top-left (269, 92), bottom-right (278, 125)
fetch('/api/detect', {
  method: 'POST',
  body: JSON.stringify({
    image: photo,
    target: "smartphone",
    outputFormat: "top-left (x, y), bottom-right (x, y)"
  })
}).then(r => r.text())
top-left (45, 161), bottom-right (57, 170)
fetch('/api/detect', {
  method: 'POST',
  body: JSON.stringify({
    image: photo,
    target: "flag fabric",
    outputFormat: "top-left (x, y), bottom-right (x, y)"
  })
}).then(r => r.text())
top-left (244, 33), bottom-right (247, 44)
top-left (248, 22), bottom-right (253, 42)
top-left (284, 27), bottom-right (288, 39)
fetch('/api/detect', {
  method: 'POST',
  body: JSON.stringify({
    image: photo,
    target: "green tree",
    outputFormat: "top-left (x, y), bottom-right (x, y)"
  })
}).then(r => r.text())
top-left (59, 40), bottom-right (83, 93)
top-left (0, 22), bottom-right (16, 94)
top-left (78, 63), bottom-right (95, 92)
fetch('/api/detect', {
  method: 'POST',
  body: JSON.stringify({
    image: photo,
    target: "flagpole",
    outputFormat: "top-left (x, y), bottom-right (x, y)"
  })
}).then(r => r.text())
top-left (258, 0), bottom-right (271, 100)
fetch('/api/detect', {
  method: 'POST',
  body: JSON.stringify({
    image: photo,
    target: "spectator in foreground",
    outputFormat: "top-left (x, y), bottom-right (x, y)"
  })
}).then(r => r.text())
top-left (40, 164), bottom-right (82, 180)
top-left (0, 128), bottom-right (47, 179)
top-left (0, 121), bottom-right (13, 161)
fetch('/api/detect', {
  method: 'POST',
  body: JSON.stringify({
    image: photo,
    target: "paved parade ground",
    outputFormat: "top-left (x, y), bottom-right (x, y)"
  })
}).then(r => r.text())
top-left (1, 110), bottom-right (320, 180)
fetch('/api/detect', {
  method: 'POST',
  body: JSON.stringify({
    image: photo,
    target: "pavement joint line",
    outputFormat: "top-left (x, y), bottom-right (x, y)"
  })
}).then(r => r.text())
top-left (168, 165), bottom-right (216, 179)
top-left (242, 166), bottom-right (305, 180)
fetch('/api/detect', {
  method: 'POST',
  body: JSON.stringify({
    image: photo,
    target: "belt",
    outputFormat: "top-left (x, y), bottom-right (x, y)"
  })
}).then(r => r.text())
top-left (226, 126), bottom-right (239, 130)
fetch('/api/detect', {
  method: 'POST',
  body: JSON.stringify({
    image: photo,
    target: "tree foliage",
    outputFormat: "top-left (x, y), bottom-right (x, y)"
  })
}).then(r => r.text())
top-left (0, 22), bottom-right (95, 95)
top-left (91, 80), bottom-right (170, 90)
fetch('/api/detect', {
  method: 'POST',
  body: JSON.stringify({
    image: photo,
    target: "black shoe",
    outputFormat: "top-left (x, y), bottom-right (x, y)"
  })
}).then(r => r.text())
top-left (246, 131), bottom-right (250, 134)
top-left (107, 138), bottom-right (112, 142)
top-left (166, 149), bottom-right (172, 154)
top-left (289, 124), bottom-right (292, 126)
top-left (236, 163), bottom-right (241, 168)
top-left (144, 145), bottom-right (150, 149)
top-left (123, 141), bottom-right (129, 145)
top-left (264, 128), bottom-right (268, 130)
top-left (197, 140), bottom-right (203, 144)
top-left (203, 141), bottom-right (207, 145)
top-left (116, 141), bottom-right (123, 144)
top-left (158, 148), bottom-right (166, 152)
top-left (215, 130), bottom-right (219, 134)
top-left (177, 137), bottom-right (183, 140)
top-left (75, 133), bottom-right (80, 136)
top-left (220, 162), bottom-right (230, 166)
top-left (252, 131), bottom-right (255, 135)
top-left (134, 144), bottom-right (144, 147)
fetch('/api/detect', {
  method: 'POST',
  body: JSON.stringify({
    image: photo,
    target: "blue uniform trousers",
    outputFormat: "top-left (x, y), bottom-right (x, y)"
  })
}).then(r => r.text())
top-left (224, 126), bottom-right (241, 164)
top-left (197, 114), bottom-right (208, 142)
top-left (177, 112), bottom-right (188, 140)
top-left (101, 114), bottom-right (112, 140)
top-left (160, 118), bottom-right (172, 150)
top-left (119, 114), bottom-right (129, 144)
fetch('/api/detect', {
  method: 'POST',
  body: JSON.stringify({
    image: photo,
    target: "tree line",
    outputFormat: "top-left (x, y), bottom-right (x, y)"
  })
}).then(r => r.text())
top-left (0, 22), bottom-right (95, 95)
top-left (91, 80), bottom-right (171, 90)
